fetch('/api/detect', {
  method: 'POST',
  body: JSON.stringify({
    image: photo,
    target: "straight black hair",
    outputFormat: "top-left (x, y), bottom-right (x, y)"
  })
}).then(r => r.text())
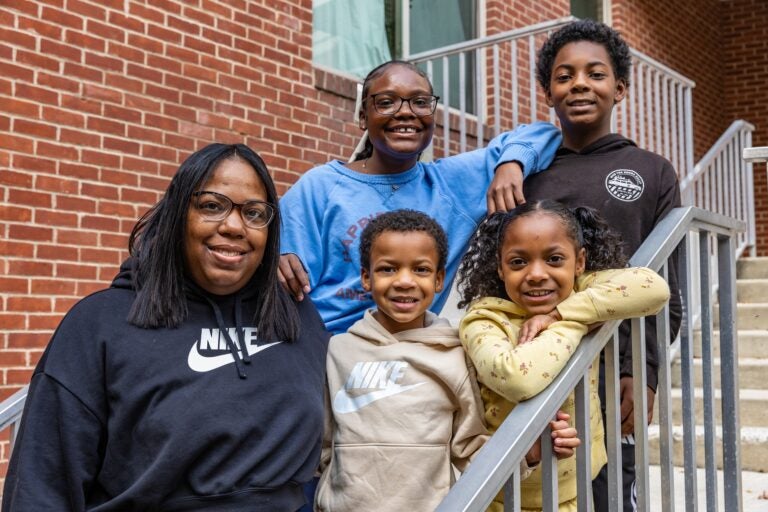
top-left (127, 143), bottom-right (299, 341)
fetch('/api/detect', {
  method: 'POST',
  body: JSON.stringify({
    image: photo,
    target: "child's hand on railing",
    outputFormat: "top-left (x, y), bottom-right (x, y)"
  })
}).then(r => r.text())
top-left (518, 309), bottom-right (562, 344)
top-left (524, 411), bottom-right (581, 465)
top-left (550, 411), bottom-right (580, 459)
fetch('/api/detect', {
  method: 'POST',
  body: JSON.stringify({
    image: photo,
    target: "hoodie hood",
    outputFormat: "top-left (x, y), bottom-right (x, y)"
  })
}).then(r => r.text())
top-left (348, 310), bottom-right (460, 348)
top-left (557, 133), bottom-right (636, 157)
top-left (111, 257), bottom-right (137, 290)
top-left (110, 257), bottom-right (261, 379)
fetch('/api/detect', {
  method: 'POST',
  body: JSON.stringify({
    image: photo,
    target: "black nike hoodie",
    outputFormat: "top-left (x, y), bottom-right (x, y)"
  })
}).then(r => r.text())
top-left (3, 260), bottom-right (329, 511)
top-left (523, 133), bottom-right (683, 392)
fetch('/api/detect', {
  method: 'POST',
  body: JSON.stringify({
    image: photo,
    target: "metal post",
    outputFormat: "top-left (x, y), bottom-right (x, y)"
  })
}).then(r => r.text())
top-left (717, 234), bottom-right (743, 512)
top-left (698, 231), bottom-right (719, 511)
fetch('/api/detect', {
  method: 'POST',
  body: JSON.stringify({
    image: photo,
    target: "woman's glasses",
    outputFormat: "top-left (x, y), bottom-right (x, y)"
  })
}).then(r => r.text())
top-left (366, 93), bottom-right (439, 117)
top-left (192, 191), bottom-right (275, 229)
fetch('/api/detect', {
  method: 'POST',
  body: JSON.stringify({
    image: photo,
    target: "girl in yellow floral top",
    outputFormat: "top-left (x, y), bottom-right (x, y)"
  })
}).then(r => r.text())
top-left (456, 199), bottom-right (670, 511)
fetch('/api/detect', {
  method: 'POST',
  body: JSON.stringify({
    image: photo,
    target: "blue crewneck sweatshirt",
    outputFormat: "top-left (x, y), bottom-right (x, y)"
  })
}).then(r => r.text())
top-left (280, 122), bottom-right (561, 333)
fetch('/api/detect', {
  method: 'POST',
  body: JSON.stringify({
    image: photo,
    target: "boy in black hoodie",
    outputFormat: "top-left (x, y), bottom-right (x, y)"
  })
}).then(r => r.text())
top-left (522, 20), bottom-right (682, 512)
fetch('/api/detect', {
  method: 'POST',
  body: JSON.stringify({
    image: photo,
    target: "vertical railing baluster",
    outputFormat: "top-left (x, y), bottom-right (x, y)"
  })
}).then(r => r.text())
top-left (678, 232), bottom-right (698, 512)
top-left (493, 44), bottom-right (500, 137)
top-left (605, 329), bottom-right (623, 510)
top-left (504, 469), bottom-right (521, 512)
top-left (475, 47), bottom-right (484, 148)
top-left (459, 52), bottom-right (467, 152)
top-left (575, 372), bottom-right (592, 511)
top-left (442, 55), bottom-right (450, 158)
top-left (540, 422), bottom-right (558, 511)
top-left (654, 70), bottom-right (662, 155)
top-left (528, 34), bottom-right (536, 121)
top-left (511, 39), bottom-right (519, 127)
top-left (632, 317), bottom-right (650, 511)
top-left (656, 262), bottom-right (675, 512)
top-left (699, 230), bottom-right (719, 511)
top-left (638, 63), bottom-right (646, 149)
top-left (717, 234), bottom-right (743, 512)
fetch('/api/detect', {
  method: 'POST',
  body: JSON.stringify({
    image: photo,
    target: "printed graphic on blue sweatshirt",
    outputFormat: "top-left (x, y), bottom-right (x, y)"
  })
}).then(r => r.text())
top-left (187, 327), bottom-right (282, 372)
top-left (333, 361), bottom-right (425, 414)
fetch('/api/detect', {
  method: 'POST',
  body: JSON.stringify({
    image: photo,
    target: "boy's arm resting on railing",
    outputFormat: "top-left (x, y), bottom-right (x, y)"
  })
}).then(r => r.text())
top-left (2, 373), bottom-right (103, 511)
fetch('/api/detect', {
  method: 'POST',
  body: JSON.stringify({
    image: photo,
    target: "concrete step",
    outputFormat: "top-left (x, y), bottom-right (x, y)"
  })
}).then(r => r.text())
top-left (668, 388), bottom-right (767, 428)
top-left (671, 358), bottom-right (768, 389)
top-left (737, 257), bottom-right (768, 279)
top-left (714, 303), bottom-right (768, 330)
top-left (648, 425), bottom-right (768, 473)
top-left (649, 464), bottom-right (768, 510)
top-left (693, 329), bottom-right (768, 358)
top-left (737, 278), bottom-right (768, 302)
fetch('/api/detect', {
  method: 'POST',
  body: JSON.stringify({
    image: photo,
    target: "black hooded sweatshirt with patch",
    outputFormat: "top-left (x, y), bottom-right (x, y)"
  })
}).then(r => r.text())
top-left (2, 261), bottom-right (329, 511)
top-left (523, 134), bottom-right (682, 392)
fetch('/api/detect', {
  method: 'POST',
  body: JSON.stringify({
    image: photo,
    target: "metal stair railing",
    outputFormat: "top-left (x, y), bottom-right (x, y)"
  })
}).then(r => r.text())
top-left (406, 17), bottom-right (696, 184)
top-left (436, 206), bottom-right (745, 512)
top-left (683, 120), bottom-right (756, 259)
top-left (0, 386), bottom-right (28, 457)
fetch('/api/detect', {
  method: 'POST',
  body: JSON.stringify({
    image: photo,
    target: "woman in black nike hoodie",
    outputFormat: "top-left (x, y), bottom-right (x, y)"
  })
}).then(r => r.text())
top-left (2, 143), bottom-right (329, 511)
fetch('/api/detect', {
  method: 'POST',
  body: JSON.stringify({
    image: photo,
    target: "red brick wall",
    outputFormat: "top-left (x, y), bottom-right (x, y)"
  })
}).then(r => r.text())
top-left (0, 0), bottom-right (365, 404)
top-left (722, 0), bottom-right (768, 255)
top-left (612, 0), bottom-right (727, 160)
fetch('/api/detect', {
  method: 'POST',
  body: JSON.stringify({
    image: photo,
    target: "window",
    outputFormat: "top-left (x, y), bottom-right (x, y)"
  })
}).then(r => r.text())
top-left (313, 0), bottom-right (478, 110)
top-left (570, 0), bottom-right (602, 20)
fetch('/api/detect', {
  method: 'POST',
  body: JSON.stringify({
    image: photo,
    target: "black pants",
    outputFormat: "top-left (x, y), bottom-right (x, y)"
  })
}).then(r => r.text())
top-left (592, 440), bottom-right (637, 512)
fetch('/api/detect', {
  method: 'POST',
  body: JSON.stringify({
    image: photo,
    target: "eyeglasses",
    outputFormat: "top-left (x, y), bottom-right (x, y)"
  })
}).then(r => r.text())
top-left (192, 191), bottom-right (275, 229)
top-left (366, 93), bottom-right (440, 117)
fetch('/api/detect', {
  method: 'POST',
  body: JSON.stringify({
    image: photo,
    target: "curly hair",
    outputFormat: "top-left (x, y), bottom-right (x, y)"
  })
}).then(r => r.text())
top-left (456, 200), bottom-right (627, 308)
top-left (354, 60), bottom-right (434, 162)
top-left (359, 209), bottom-right (448, 271)
top-left (536, 19), bottom-right (631, 93)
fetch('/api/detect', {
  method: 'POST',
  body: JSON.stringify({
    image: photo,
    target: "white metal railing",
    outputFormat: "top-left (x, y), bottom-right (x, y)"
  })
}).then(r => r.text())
top-left (0, 386), bottom-right (28, 456)
top-left (407, 16), bottom-right (696, 183)
top-left (683, 120), bottom-right (756, 259)
top-left (437, 207), bottom-right (745, 512)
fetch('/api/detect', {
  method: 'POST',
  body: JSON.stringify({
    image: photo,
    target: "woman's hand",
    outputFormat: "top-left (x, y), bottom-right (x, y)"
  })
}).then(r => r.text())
top-left (278, 253), bottom-right (310, 301)
top-left (487, 161), bottom-right (525, 213)
top-left (518, 310), bottom-right (561, 344)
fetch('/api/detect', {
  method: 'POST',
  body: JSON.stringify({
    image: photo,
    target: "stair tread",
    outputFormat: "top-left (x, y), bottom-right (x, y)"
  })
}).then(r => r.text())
top-left (670, 388), bottom-right (768, 398)
top-left (688, 357), bottom-right (768, 365)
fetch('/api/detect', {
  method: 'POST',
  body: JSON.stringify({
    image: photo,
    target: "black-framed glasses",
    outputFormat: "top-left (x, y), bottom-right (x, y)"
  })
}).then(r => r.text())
top-left (192, 191), bottom-right (275, 229)
top-left (366, 93), bottom-right (440, 117)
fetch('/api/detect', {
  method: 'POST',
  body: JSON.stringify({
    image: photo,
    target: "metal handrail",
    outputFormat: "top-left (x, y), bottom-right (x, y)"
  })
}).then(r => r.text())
top-left (0, 385), bottom-right (29, 453)
top-left (683, 120), bottom-right (756, 259)
top-left (437, 206), bottom-right (745, 511)
top-left (407, 17), bottom-right (578, 62)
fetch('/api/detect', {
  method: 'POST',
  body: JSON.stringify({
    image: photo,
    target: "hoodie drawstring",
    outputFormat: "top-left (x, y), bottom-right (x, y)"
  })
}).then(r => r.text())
top-left (203, 295), bottom-right (248, 379)
top-left (234, 294), bottom-right (251, 365)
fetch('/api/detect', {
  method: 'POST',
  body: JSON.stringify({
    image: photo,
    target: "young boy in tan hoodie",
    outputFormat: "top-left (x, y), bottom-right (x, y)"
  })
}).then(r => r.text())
top-left (315, 209), bottom-right (579, 512)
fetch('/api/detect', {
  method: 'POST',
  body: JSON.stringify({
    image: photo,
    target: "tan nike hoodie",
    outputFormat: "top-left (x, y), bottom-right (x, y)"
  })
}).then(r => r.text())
top-left (316, 311), bottom-right (522, 512)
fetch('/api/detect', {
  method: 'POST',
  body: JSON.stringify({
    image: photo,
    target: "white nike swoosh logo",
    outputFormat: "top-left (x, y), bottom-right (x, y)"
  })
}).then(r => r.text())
top-left (188, 340), bottom-right (283, 373)
top-left (333, 382), bottom-right (426, 414)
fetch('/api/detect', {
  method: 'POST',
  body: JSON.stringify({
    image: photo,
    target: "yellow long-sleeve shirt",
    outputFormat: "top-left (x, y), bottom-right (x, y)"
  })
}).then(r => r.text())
top-left (460, 267), bottom-right (670, 511)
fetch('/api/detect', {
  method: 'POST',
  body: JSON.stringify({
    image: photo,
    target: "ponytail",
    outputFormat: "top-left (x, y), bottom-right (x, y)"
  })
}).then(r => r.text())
top-left (456, 212), bottom-right (509, 308)
top-left (570, 206), bottom-right (628, 271)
